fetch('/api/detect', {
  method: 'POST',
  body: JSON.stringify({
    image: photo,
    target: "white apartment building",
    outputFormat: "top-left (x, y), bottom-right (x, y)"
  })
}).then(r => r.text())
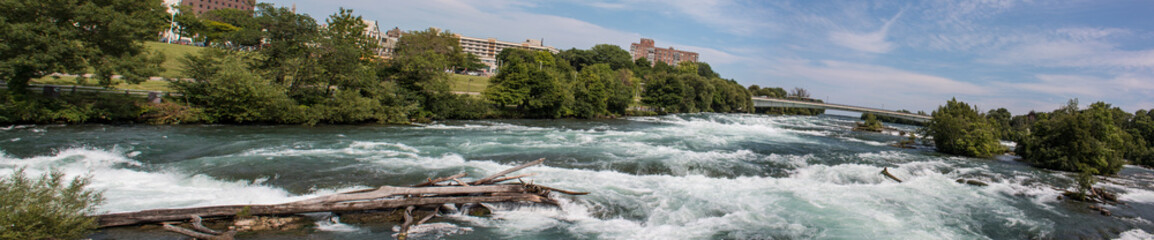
top-left (455, 34), bottom-right (559, 74)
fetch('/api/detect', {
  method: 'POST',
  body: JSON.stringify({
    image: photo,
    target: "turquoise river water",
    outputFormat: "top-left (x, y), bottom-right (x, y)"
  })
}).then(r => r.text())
top-left (2, 114), bottom-right (1154, 239)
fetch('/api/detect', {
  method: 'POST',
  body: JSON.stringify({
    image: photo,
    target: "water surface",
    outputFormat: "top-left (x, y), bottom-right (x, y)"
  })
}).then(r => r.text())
top-left (2, 114), bottom-right (1153, 239)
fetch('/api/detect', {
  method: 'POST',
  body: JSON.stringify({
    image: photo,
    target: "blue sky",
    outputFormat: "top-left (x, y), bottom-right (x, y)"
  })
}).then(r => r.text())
top-left (263, 0), bottom-right (1154, 115)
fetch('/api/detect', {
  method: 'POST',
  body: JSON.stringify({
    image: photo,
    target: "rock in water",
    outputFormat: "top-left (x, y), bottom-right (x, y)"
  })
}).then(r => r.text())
top-left (955, 178), bottom-right (988, 187)
top-left (393, 223), bottom-right (474, 239)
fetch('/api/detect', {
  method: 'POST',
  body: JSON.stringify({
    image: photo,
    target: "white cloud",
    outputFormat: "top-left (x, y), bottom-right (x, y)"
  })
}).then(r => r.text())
top-left (999, 74), bottom-right (1106, 97)
top-left (574, 0), bottom-right (778, 36)
top-left (993, 73), bottom-right (1154, 111)
top-left (827, 9), bottom-right (904, 53)
top-left (982, 29), bottom-right (1154, 70)
top-left (770, 59), bottom-right (988, 97)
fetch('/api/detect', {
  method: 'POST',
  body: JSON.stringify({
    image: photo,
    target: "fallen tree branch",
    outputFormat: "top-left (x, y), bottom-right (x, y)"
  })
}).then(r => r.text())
top-left (189, 215), bottom-right (222, 235)
top-left (161, 216), bottom-right (236, 240)
top-left (471, 158), bottom-right (545, 185)
top-left (95, 158), bottom-right (568, 229)
top-left (881, 167), bottom-right (902, 183)
top-left (412, 172), bottom-right (468, 187)
top-left (293, 185), bottom-right (524, 205)
top-left (489, 173), bottom-right (538, 183)
top-left (99, 194), bottom-right (552, 227)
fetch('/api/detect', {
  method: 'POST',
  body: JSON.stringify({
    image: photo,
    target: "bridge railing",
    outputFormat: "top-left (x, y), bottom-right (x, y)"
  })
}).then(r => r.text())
top-left (751, 97), bottom-right (931, 121)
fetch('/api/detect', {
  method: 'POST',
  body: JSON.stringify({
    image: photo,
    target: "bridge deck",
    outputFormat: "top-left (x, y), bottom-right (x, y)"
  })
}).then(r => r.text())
top-left (752, 97), bottom-right (930, 123)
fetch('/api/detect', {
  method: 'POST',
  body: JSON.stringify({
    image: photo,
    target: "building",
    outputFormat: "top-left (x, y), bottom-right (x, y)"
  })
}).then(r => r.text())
top-left (381, 27), bottom-right (403, 58)
top-left (159, 0), bottom-right (255, 44)
top-left (362, 20), bottom-right (398, 58)
top-left (629, 38), bottom-right (698, 67)
top-left (179, 0), bottom-right (255, 15)
top-left (455, 34), bottom-right (559, 74)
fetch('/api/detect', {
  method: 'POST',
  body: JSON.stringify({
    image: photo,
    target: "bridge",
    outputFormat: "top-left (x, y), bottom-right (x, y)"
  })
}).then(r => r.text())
top-left (752, 97), bottom-right (932, 123)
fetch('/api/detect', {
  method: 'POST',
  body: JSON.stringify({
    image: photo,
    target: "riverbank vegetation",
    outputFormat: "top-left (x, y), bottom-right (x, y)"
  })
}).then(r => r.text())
top-left (862, 110), bottom-right (928, 126)
top-left (0, 169), bottom-right (104, 240)
top-left (1, 1), bottom-right (813, 125)
top-left (926, 98), bottom-right (1154, 174)
top-left (749, 86), bottom-right (826, 115)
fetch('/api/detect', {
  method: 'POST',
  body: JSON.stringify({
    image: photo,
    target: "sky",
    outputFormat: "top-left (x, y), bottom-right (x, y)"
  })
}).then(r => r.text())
top-left (261, 0), bottom-right (1154, 115)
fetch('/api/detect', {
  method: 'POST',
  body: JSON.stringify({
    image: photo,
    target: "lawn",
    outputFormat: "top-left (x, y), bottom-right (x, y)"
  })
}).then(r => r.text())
top-left (144, 41), bottom-right (204, 78)
top-left (448, 74), bottom-right (490, 93)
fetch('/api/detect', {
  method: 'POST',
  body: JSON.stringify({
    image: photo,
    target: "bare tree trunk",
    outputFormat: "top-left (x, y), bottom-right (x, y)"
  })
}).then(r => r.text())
top-left (94, 159), bottom-right (584, 228)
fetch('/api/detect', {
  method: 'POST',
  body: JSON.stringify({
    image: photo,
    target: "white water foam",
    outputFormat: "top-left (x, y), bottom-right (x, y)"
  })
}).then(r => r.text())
top-left (1115, 229), bottom-right (1154, 240)
top-left (356, 156), bottom-right (1055, 239)
top-left (0, 147), bottom-right (349, 213)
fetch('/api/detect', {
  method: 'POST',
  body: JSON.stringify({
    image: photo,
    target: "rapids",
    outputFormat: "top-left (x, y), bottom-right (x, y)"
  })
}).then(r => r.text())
top-left (2, 114), bottom-right (1153, 239)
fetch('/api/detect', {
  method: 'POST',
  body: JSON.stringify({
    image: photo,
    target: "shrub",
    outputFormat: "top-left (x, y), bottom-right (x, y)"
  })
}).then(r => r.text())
top-left (0, 169), bottom-right (104, 240)
top-left (855, 113), bottom-right (884, 132)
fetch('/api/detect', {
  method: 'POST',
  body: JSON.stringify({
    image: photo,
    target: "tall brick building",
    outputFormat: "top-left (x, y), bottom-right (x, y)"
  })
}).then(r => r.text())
top-left (630, 38), bottom-right (698, 66)
top-left (179, 0), bottom-right (255, 15)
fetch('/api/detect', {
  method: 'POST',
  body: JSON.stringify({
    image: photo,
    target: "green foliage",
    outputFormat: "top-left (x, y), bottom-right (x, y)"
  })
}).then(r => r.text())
top-left (0, 89), bottom-right (147, 124)
top-left (641, 73), bottom-right (692, 113)
top-left (987, 108), bottom-right (1013, 140)
top-left (865, 109), bottom-right (928, 126)
top-left (172, 49), bottom-right (297, 123)
top-left (925, 98), bottom-right (1005, 158)
top-left (1072, 170), bottom-right (1097, 200)
top-left (1017, 100), bottom-right (1132, 175)
top-left (748, 85), bottom-right (786, 98)
top-left (558, 44), bottom-right (632, 72)
top-left (1127, 109), bottom-right (1154, 167)
top-left (855, 113), bottom-right (884, 132)
top-left (1, 169), bottom-right (104, 240)
top-left (747, 85), bottom-right (820, 115)
top-left (140, 102), bottom-right (207, 124)
top-left (484, 48), bottom-right (570, 118)
top-left (0, 0), bottom-right (168, 94)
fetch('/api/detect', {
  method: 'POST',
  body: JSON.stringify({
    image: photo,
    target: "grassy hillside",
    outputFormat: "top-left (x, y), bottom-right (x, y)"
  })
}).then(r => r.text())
top-left (448, 74), bottom-right (489, 93)
top-left (144, 41), bottom-right (204, 78)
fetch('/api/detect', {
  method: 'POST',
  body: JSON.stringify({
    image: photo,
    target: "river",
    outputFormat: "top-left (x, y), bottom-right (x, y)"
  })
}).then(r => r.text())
top-left (2, 113), bottom-right (1154, 239)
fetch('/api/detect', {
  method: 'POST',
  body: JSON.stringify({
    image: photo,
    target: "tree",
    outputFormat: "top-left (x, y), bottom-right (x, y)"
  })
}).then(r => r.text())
top-left (1017, 100), bottom-right (1133, 175)
top-left (172, 49), bottom-right (296, 123)
top-left (484, 48), bottom-right (569, 118)
top-left (1, 169), bottom-right (104, 240)
top-left (203, 8), bottom-right (261, 46)
top-left (589, 44), bottom-right (633, 70)
top-left (253, 3), bottom-right (319, 87)
top-left (1127, 109), bottom-right (1154, 167)
top-left (642, 73), bottom-right (691, 113)
top-left (315, 8), bottom-right (378, 95)
top-left (987, 108), bottom-right (1013, 140)
top-left (789, 87), bottom-right (810, 99)
top-left (925, 98), bottom-right (1005, 158)
top-left (696, 62), bottom-right (721, 79)
top-left (0, 0), bottom-right (168, 94)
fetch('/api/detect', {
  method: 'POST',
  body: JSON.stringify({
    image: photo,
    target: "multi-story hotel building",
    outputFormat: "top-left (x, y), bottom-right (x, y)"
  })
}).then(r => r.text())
top-left (629, 38), bottom-right (698, 67)
top-left (455, 34), bottom-right (559, 74)
top-left (177, 0), bottom-right (255, 15)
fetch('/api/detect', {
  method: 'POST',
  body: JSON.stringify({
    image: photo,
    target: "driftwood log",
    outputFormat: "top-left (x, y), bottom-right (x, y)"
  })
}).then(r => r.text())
top-left (881, 167), bottom-right (902, 183)
top-left (93, 158), bottom-right (587, 238)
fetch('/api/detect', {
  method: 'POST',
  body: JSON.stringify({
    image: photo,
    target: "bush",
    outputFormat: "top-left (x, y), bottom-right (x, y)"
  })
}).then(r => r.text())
top-left (1, 169), bottom-right (104, 240)
top-left (855, 113), bottom-right (884, 132)
top-left (925, 98), bottom-right (1005, 158)
top-left (0, 90), bottom-right (146, 124)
